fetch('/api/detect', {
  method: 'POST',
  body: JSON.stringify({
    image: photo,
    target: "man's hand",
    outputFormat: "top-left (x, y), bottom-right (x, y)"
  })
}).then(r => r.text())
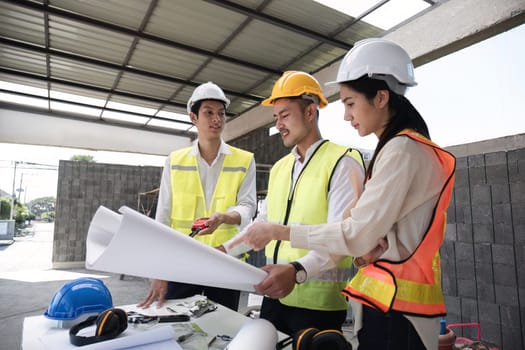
top-left (227, 222), bottom-right (280, 251)
top-left (195, 213), bottom-right (224, 236)
top-left (137, 279), bottom-right (168, 308)
top-left (254, 264), bottom-right (296, 299)
top-left (215, 245), bottom-right (226, 253)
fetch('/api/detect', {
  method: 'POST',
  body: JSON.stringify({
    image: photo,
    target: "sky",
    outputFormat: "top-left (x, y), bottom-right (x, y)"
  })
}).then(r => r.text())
top-left (0, 22), bottom-right (524, 203)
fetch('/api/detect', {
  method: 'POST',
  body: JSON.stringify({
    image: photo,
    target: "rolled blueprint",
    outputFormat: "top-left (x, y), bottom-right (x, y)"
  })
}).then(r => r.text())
top-left (86, 206), bottom-right (266, 292)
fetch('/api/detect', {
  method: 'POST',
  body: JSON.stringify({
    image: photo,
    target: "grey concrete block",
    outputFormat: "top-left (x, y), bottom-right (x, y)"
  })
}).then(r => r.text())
top-left (454, 168), bottom-right (469, 187)
top-left (447, 200), bottom-right (456, 224)
top-left (474, 243), bottom-right (492, 264)
top-left (442, 272), bottom-right (457, 296)
top-left (481, 323), bottom-right (502, 349)
top-left (501, 326), bottom-right (523, 350)
top-left (469, 167), bottom-right (486, 186)
top-left (475, 263), bottom-right (494, 285)
top-left (444, 295), bottom-right (460, 321)
top-left (457, 223), bottom-right (473, 242)
top-left (492, 203), bottom-right (512, 242)
top-left (456, 242), bottom-right (474, 262)
top-left (457, 279), bottom-right (476, 298)
top-left (473, 223), bottom-right (493, 243)
top-left (510, 182), bottom-right (525, 205)
top-left (492, 244), bottom-right (516, 265)
top-left (454, 186), bottom-right (471, 208)
top-left (445, 222), bottom-right (457, 241)
top-left (491, 184), bottom-right (510, 205)
top-left (471, 205), bottom-right (493, 225)
top-left (515, 224), bottom-right (525, 245)
top-left (468, 154), bottom-right (485, 168)
top-left (455, 156), bottom-right (468, 170)
top-left (500, 304), bottom-right (520, 326)
top-left (485, 151), bottom-right (507, 166)
top-left (507, 149), bottom-right (524, 176)
top-left (471, 185), bottom-right (491, 205)
top-left (495, 285), bottom-right (519, 306)
top-left (478, 301), bottom-right (499, 323)
top-left (476, 281), bottom-right (495, 302)
top-left (516, 246), bottom-right (525, 288)
top-left (460, 297), bottom-right (478, 322)
top-left (487, 164), bottom-right (508, 185)
top-left (493, 264), bottom-right (517, 287)
top-left (512, 204), bottom-right (525, 227)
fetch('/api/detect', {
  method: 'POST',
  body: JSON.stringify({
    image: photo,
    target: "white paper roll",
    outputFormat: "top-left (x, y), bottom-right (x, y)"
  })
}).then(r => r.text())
top-left (86, 206), bottom-right (267, 292)
top-left (226, 319), bottom-right (278, 350)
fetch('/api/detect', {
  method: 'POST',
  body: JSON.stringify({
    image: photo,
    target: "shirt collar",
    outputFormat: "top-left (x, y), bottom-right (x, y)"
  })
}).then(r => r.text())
top-left (291, 139), bottom-right (325, 163)
top-left (189, 139), bottom-right (231, 157)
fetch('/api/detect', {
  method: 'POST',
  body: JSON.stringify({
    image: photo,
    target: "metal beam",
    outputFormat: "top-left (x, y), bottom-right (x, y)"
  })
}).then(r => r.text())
top-left (206, 0), bottom-right (353, 50)
top-left (0, 40), bottom-right (263, 104)
top-left (4, 0), bottom-right (282, 76)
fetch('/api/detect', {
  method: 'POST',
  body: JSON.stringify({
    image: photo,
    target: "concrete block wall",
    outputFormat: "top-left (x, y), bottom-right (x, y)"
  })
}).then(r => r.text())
top-left (442, 149), bottom-right (524, 349)
top-left (53, 160), bottom-right (162, 266)
top-left (230, 127), bottom-right (290, 195)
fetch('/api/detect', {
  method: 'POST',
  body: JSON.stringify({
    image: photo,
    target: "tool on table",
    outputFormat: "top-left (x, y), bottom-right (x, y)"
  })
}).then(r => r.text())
top-left (190, 299), bottom-right (218, 318)
top-left (189, 217), bottom-right (208, 237)
top-left (127, 311), bottom-right (190, 324)
top-left (208, 334), bottom-right (232, 347)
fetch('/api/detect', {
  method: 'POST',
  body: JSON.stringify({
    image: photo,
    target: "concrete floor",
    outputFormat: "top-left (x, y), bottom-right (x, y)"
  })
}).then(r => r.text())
top-left (0, 222), bottom-right (156, 350)
top-left (0, 222), bottom-right (355, 350)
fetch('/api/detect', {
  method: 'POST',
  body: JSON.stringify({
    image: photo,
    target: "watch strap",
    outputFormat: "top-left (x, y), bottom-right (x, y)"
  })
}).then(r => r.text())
top-left (290, 261), bottom-right (305, 273)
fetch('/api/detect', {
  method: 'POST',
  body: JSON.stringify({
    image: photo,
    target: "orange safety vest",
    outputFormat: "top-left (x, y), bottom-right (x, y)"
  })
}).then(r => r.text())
top-left (342, 129), bottom-right (456, 317)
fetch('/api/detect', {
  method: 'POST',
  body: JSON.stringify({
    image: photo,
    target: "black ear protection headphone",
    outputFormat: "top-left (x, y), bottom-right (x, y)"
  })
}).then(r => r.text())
top-left (69, 308), bottom-right (128, 346)
top-left (293, 328), bottom-right (352, 350)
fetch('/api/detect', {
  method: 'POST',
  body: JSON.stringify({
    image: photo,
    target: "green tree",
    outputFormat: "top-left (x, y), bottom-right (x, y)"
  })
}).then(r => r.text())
top-left (28, 196), bottom-right (55, 219)
top-left (14, 201), bottom-right (30, 225)
top-left (70, 154), bottom-right (95, 162)
top-left (0, 197), bottom-right (11, 220)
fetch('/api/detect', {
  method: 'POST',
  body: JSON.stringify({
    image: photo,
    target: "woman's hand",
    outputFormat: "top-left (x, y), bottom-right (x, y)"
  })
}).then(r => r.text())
top-left (227, 222), bottom-right (287, 251)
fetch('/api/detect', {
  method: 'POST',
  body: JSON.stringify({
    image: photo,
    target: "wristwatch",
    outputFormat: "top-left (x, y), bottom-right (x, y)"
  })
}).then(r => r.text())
top-left (290, 261), bottom-right (307, 284)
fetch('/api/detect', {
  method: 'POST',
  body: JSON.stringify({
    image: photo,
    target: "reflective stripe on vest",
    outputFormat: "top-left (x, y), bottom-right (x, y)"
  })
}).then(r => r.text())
top-left (342, 129), bottom-right (455, 317)
top-left (169, 145), bottom-right (253, 247)
top-left (266, 141), bottom-right (365, 311)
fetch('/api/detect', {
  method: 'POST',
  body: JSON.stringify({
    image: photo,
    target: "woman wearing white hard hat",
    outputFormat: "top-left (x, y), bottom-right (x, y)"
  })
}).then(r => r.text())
top-left (230, 38), bottom-right (456, 349)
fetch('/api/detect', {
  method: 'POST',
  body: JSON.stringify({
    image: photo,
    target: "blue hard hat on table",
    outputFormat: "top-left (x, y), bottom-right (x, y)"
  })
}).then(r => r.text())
top-left (44, 277), bottom-right (113, 320)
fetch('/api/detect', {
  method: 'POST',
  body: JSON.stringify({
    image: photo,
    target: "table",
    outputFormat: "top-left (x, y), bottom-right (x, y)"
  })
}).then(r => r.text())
top-left (22, 295), bottom-right (290, 349)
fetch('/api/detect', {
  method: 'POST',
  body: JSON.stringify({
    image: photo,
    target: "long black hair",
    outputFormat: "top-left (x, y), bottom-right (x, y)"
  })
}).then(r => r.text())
top-left (342, 76), bottom-right (430, 179)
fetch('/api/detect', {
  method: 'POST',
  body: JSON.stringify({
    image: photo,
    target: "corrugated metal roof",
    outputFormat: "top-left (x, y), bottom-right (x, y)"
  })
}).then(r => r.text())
top-left (0, 0), bottom-right (436, 137)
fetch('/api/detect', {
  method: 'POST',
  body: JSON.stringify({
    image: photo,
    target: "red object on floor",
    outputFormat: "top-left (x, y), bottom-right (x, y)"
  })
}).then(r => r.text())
top-left (447, 323), bottom-right (499, 350)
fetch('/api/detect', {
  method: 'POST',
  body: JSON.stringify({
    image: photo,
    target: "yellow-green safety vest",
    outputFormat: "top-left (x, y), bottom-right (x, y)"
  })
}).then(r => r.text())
top-left (266, 140), bottom-right (364, 311)
top-left (169, 145), bottom-right (253, 247)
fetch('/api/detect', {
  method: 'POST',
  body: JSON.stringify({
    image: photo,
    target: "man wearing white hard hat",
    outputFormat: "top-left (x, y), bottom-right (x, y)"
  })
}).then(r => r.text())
top-left (138, 81), bottom-right (257, 311)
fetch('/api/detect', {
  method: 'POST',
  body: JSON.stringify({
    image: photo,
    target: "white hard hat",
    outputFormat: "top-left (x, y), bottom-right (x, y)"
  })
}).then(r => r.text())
top-left (226, 319), bottom-right (277, 350)
top-left (187, 81), bottom-right (230, 113)
top-left (327, 38), bottom-right (417, 95)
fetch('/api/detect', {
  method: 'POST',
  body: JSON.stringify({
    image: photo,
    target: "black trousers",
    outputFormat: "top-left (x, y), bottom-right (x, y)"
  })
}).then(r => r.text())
top-left (166, 281), bottom-right (240, 311)
top-left (357, 305), bottom-right (426, 350)
top-left (260, 297), bottom-right (347, 336)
